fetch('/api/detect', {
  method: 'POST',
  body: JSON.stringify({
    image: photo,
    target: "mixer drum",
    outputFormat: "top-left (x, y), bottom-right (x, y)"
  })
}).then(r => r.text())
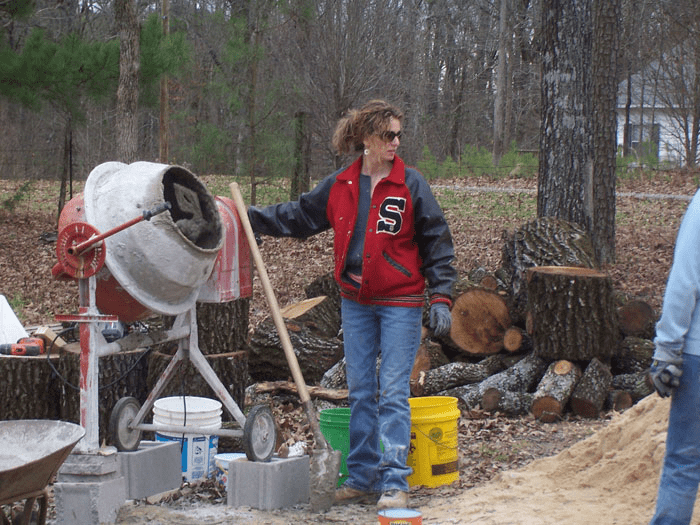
top-left (81, 161), bottom-right (223, 317)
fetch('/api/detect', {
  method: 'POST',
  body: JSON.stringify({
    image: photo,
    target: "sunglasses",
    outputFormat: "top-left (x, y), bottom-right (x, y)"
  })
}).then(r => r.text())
top-left (380, 130), bottom-right (402, 142)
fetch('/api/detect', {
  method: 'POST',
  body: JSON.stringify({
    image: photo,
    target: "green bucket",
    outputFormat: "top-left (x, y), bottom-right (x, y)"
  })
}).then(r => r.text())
top-left (319, 407), bottom-right (350, 487)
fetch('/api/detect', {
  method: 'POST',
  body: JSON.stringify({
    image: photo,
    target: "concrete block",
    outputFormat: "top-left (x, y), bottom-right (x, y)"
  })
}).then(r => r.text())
top-left (119, 440), bottom-right (182, 500)
top-left (53, 476), bottom-right (126, 525)
top-left (57, 449), bottom-right (120, 479)
top-left (227, 455), bottom-right (310, 511)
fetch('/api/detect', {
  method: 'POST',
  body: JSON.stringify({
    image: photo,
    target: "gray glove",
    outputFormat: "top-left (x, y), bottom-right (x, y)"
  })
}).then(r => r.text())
top-left (649, 345), bottom-right (683, 398)
top-left (429, 302), bottom-right (451, 338)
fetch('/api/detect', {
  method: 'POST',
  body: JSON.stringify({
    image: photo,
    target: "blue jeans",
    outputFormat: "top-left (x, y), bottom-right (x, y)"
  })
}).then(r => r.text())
top-left (650, 353), bottom-right (700, 525)
top-left (340, 297), bottom-right (422, 494)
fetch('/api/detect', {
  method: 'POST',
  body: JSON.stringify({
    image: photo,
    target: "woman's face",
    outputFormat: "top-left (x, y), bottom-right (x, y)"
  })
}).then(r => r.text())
top-left (365, 117), bottom-right (402, 163)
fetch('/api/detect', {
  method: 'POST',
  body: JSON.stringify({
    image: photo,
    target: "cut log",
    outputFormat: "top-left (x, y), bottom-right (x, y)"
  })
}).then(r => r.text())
top-left (449, 288), bottom-right (512, 355)
top-left (611, 336), bottom-right (654, 375)
top-left (410, 336), bottom-right (433, 396)
top-left (481, 388), bottom-right (534, 416)
top-left (605, 389), bottom-right (634, 412)
top-left (442, 351), bottom-right (548, 409)
top-left (500, 217), bottom-right (596, 324)
top-left (527, 266), bottom-right (620, 361)
top-left (248, 316), bottom-right (343, 384)
top-left (58, 343), bottom-right (151, 444)
top-left (412, 354), bottom-right (508, 397)
top-left (617, 299), bottom-right (656, 340)
top-left (0, 354), bottom-right (63, 421)
top-left (503, 327), bottom-right (531, 353)
top-left (611, 371), bottom-right (654, 401)
top-left (146, 349), bottom-right (248, 420)
top-left (280, 295), bottom-right (341, 339)
top-left (196, 297), bottom-right (250, 354)
top-left (531, 360), bottom-right (582, 422)
top-left (570, 358), bottom-right (613, 418)
top-left (249, 381), bottom-right (348, 401)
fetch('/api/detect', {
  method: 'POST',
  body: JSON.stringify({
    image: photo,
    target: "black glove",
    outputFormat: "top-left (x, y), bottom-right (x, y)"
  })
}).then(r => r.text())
top-left (429, 302), bottom-right (451, 338)
top-left (649, 359), bottom-right (682, 398)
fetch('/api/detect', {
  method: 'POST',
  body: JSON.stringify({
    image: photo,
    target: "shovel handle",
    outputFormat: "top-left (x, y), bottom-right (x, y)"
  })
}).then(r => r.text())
top-left (229, 183), bottom-right (313, 404)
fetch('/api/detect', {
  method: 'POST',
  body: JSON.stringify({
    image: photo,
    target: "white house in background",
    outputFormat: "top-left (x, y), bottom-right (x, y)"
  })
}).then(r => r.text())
top-left (616, 56), bottom-right (697, 167)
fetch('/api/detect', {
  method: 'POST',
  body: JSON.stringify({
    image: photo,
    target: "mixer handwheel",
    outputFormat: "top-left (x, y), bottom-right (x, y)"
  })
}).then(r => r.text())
top-left (109, 397), bottom-right (143, 451)
top-left (56, 221), bottom-right (106, 278)
top-left (243, 404), bottom-right (276, 462)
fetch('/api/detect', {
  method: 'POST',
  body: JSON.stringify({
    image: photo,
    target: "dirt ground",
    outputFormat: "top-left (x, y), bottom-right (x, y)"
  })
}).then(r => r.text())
top-left (112, 394), bottom-right (683, 524)
top-left (1, 171), bottom-right (699, 524)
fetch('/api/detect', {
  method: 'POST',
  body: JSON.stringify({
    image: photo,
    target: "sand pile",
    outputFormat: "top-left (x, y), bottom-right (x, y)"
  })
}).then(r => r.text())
top-left (424, 394), bottom-right (687, 524)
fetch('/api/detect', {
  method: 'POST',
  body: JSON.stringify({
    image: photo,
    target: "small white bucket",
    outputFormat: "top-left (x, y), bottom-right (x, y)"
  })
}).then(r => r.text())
top-left (213, 452), bottom-right (246, 489)
top-left (153, 396), bottom-right (222, 482)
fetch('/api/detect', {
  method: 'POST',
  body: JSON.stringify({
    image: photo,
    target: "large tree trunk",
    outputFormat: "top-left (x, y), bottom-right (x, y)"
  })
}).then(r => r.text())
top-left (527, 266), bottom-right (620, 361)
top-left (115, 0), bottom-right (140, 163)
top-left (196, 298), bottom-right (250, 355)
top-left (58, 344), bottom-right (151, 445)
top-left (0, 354), bottom-right (63, 421)
top-left (500, 217), bottom-right (596, 324)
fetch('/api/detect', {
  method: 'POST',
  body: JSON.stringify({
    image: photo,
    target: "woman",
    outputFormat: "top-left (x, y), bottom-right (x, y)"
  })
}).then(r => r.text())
top-left (247, 99), bottom-right (456, 510)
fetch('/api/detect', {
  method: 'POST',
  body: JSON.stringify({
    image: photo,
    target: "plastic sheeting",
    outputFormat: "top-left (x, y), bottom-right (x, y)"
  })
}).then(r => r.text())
top-left (0, 295), bottom-right (28, 344)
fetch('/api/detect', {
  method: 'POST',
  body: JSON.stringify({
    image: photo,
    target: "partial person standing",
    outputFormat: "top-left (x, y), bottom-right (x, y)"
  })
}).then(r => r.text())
top-left (648, 187), bottom-right (700, 525)
top-left (247, 99), bottom-right (456, 510)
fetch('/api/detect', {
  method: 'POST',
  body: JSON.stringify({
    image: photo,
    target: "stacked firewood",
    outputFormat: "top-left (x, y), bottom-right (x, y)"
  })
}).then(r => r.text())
top-left (247, 216), bottom-right (657, 422)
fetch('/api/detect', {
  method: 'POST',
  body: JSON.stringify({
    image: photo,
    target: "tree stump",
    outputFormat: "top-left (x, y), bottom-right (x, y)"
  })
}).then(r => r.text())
top-left (196, 298), bottom-right (250, 355)
top-left (147, 349), bottom-right (248, 421)
top-left (411, 354), bottom-right (508, 397)
top-left (570, 357), bottom-right (613, 418)
top-left (248, 316), bottom-right (343, 384)
top-left (58, 343), bottom-right (151, 444)
top-left (449, 288), bottom-right (512, 355)
top-left (0, 354), bottom-right (63, 421)
top-left (481, 388), bottom-right (534, 416)
top-left (611, 336), bottom-right (654, 375)
top-left (501, 217), bottom-right (596, 324)
top-left (617, 299), bottom-right (656, 340)
top-left (527, 266), bottom-right (620, 361)
top-left (531, 360), bottom-right (582, 422)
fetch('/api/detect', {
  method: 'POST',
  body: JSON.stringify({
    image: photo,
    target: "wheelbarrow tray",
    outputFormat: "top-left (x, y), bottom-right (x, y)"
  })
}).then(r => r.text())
top-left (0, 420), bottom-right (84, 504)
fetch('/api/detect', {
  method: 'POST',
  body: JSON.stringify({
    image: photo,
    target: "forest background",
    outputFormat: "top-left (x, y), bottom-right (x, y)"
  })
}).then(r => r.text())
top-left (2, 0), bottom-right (699, 212)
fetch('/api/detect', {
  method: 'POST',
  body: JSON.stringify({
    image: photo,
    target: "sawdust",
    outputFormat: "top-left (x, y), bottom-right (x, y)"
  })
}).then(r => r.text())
top-left (114, 394), bottom-right (681, 524)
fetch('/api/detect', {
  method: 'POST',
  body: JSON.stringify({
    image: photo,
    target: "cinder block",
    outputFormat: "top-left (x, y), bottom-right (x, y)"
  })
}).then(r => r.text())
top-left (119, 440), bottom-right (182, 500)
top-left (53, 476), bottom-right (126, 525)
top-left (227, 455), bottom-right (310, 510)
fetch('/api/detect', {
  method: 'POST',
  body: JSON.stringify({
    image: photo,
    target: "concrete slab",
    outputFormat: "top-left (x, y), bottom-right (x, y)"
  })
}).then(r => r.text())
top-left (227, 455), bottom-right (310, 511)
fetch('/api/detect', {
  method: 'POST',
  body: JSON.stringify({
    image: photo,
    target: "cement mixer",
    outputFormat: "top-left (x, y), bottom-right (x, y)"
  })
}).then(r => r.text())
top-left (53, 161), bottom-right (276, 462)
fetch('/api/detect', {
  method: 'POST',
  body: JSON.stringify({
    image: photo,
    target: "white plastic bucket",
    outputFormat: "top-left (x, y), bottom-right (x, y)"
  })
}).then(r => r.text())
top-left (153, 396), bottom-right (222, 482)
top-left (213, 452), bottom-right (246, 489)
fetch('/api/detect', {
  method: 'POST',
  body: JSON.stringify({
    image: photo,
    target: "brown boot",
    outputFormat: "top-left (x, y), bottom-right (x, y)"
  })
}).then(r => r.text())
top-left (334, 484), bottom-right (376, 505)
top-left (377, 490), bottom-right (409, 510)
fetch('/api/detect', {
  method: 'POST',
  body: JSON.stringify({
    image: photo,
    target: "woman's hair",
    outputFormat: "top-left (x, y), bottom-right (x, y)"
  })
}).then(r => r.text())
top-left (332, 100), bottom-right (404, 155)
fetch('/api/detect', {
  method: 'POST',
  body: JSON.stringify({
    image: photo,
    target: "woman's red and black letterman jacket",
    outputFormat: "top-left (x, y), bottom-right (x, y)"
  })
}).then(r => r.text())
top-left (247, 155), bottom-right (456, 308)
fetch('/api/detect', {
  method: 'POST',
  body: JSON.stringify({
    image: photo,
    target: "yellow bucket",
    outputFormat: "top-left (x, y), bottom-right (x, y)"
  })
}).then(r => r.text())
top-left (406, 396), bottom-right (460, 488)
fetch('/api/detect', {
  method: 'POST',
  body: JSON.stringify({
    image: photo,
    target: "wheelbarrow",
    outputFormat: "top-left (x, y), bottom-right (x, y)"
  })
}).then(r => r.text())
top-left (0, 420), bottom-right (84, 525)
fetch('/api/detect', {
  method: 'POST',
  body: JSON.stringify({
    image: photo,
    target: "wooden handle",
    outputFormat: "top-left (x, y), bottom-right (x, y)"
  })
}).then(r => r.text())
top-left (229, 182), bottom-right (312, 404)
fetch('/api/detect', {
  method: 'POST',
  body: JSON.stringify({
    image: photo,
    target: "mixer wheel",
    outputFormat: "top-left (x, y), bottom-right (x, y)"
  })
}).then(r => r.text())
top-left (243, 404), bottom-right (276, 462)
top-left (110, 397), bottom-right (143, 451)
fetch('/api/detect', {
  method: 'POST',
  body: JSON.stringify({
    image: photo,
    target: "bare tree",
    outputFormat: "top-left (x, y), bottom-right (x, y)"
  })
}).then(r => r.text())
top-left (115, 0), bottom-right (140, 164)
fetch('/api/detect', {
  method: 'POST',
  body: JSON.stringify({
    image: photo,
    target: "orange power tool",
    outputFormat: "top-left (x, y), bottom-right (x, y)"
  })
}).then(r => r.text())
top-left (0, 337), bottom-right (45, 356)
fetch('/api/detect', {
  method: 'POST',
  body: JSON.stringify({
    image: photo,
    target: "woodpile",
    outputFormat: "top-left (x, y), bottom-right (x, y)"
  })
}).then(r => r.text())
top-left (246, 217), bottom-right (659, 423)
